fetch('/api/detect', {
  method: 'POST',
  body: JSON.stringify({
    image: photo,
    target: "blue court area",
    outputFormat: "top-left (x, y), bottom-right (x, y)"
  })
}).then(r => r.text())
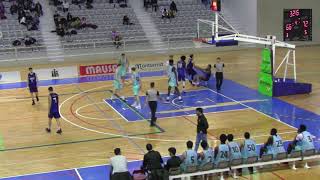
top-left (1, 71), bottom-right (320, 180)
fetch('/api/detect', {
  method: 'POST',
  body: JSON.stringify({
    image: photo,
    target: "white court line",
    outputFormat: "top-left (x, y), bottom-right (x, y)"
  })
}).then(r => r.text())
top-left (74, 169), bottom-right (84, 180)
top-left (104, 99), bottom-right (130, 122)
top-left (207, 89), bottom-right (298, 130)
top-left (75, 102), bottom-right (122, 121)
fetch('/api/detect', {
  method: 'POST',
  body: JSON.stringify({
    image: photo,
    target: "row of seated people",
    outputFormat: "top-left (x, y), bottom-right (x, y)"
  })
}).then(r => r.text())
top-left (109, 124), bottom-right (316, 180)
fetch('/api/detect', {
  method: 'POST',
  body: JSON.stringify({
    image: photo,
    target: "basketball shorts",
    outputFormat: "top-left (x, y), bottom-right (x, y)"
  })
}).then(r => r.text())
top-left (169, 80), bottom-right (177, 87)
top-left (119, 66), bottom-right (126, 77)
top-left (132, 85), bottom-right (140, 96)
top-left (29, 86), bottom-right (38, 93)
top-left (48, 111), bottom-right (61, 119)
top-left (178, 74), bottom-right (186, 81)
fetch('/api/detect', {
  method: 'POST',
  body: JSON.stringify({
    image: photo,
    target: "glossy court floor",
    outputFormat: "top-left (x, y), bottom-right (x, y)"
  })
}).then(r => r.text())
top-left (0, 47), bottom-right (320, 179)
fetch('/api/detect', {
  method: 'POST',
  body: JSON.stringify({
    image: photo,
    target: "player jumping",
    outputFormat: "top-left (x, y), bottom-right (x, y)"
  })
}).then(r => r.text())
top-left (131, 67), bottom-right (141, 109)
top-left (27, 67), bottom-right (39, 105)
top-left (46, 87), bottom-right (62, 134)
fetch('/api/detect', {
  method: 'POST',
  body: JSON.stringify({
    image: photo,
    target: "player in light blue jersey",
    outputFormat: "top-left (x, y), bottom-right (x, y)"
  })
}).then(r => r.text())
top-left (261, 128), bottom-right (285, 159)
top-left (166, 64), bottom-right (182, 102)
top-left (214, 134), bottom-right (229, 165)
top-left (112, 64), bottom-right (125, 100)
top-left (240, 132), bottom-right (257, 174)
top-left (130, 67), bottom-right (141, 109)
top-left (227, 134), bottom-right (242, 178)
top-left (118, 53), bottom-right (129, 84)
top-left (181, 141), bottom-right (198, 172)
top-left (198, 140), bottom-right (214, 166)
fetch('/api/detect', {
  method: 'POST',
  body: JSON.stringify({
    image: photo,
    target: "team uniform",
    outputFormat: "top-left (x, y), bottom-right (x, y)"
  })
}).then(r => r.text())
top-left (199, 148), bottom-right (214, 166)
top-left (187, 58), bottom-right (196, 82)
top-left (28, 72), bottom-right (38, 93)
top-left (49, 93), bottom-right (60, 119)
top-left (131, 71), bottom-right (140, 96)
top-left (177, 59), bottom-right (186, 82)
top-left (168, 70), bottom-right (177, 88)
top-left (215, 144), bottom-right (229, 165)
top-left (242, 139), bottom-right (257, 159)
top-left (271, 135), bottom-right (286, 156)
top-left (295, 131), bottom-right (315, 152)
top-left (118, 56), bottom-right (128, 77)
top-left (228, 142), bottom-right (242, 160)
top-left (181, 149), bottom-right (198, 171)
top-left (113, 67), bottom-right (123, 90)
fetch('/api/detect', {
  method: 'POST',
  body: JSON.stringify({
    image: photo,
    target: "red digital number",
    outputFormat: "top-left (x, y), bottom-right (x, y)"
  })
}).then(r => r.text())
top-left (304, 30), bottom-right (308, 35)
top-left (286, 24), bottom-right (292, 31)
top-left (303, 20), bottom-right (309, 28)
top-left (289, 9), bottom-right (300, 17)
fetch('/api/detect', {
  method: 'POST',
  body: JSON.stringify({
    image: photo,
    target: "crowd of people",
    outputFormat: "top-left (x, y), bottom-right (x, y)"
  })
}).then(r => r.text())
top-left (144, 0), bottom-right (158, 12)
top-left (109, 124), bottom-right (316, 180)
top-left (161, 1), bottom-right (177, 19)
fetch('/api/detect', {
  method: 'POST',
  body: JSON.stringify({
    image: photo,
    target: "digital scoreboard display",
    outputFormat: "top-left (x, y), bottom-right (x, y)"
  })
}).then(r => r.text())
top-left (283, 9), bottom-right (312, 41)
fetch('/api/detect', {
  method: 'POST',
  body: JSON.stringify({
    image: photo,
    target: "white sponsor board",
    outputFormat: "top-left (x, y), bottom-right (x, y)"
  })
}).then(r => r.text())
top-left (34, 66), bottom-right (78, 80)
top-left (0, 71), bottom-right (22, 83)
top-left (134, 62), bottom-right (165, 72)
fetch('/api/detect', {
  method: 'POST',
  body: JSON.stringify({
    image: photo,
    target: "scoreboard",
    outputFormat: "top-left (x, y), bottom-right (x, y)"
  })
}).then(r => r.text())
top-left (283, 9), bottom-right (312, 41)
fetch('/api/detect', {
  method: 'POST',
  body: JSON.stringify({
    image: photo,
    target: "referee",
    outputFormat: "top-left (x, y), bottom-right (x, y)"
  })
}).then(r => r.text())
top-left (214, 57), bottom-right (225, 91)
top-left (146, 82), bottom-right (161, 127)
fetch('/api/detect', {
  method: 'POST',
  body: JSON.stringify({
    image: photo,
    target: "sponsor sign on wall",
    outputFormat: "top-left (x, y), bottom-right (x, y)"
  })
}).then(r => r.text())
top-left (34, 66), bottom-right (78, 80)
top-left (0, 71), bottom-right (21, 83)
top-left (134, 62), bottom-right (165, 72)
top-left (79, 64), bottom-right (118, 76)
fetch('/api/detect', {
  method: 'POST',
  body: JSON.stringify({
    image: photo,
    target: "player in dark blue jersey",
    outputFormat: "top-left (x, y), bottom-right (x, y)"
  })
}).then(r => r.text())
top-left (46, 87), bottom-right (62, 134)
top-left (186, 54), bottom-right (197, 85)
top-left (177, 55), bottom-right (187, 93)
top-left (27, 68), bottom-right (39, 105)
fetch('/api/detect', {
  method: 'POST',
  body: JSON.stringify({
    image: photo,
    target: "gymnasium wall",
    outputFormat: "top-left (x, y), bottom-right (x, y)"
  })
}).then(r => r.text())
top-left (222, 0), bottom-right (258, 36)
top-left (257, 0), bottom-right (320, 43)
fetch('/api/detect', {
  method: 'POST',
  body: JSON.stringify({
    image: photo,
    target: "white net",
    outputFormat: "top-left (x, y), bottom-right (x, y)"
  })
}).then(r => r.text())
top-left (197, 19), bottom-right (214, 42)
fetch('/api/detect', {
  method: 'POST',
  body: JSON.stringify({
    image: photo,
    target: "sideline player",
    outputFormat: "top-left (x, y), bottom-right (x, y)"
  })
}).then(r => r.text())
top-left (166, 66), bottom-right (182, 102)
top-left (118, 53), bottom-right (129, 84)
top-left (112, 64), bottom-right (125, 100)
top-left (46, 87), bottom-right (62, 134)
top-left (130, 67), bottom-right (141, 109)
top-left (27, 67), bottom-right (39, 105)
top-left (177, 55), bottom-right (187, 93)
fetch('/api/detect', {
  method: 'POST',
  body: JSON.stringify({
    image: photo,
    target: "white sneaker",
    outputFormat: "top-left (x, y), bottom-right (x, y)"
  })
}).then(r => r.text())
top-left (135, 105), bottom-right (141, 109)
top-left (120, 96), bottom-right (125, 100)
top-left (132, 102), bottom-right (137, 107)
top-left (304, 163), bottom-right (311, 169)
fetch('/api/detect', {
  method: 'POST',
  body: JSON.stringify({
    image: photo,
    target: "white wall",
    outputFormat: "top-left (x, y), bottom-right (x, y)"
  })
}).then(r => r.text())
top-left (222, 0), bottom-right (258, 36)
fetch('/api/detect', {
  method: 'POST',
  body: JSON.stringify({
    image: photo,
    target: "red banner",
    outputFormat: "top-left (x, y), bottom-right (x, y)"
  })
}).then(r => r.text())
top-left (79, 64), bottom-right (118, 76)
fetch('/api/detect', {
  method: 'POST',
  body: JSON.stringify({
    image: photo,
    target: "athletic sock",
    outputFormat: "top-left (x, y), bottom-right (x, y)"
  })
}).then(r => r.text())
top-left (36, 96), bottom-right (39, 101)
top-left (32, 100), bottom-right (35, 105)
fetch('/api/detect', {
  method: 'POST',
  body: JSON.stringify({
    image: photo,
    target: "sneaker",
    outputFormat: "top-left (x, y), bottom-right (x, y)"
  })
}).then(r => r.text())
top-left (304, 163), bottom-right (311, 169)
top-left (120, 96), bottom-right (125, 101)
top-left (56, 129), bottom-right (62, 134)
top-left (36, 96), bottom-right (39, 102)
top-left (131, 102), bottom-right (137, 107)
top-left (32, 100), bottom-right (35, 105)
top-left (135, 104), bottom-right (141, 109)
top-left (45, 128), bottom-right (51, 133)
top-left (178, 96), bottom-right (183, 101)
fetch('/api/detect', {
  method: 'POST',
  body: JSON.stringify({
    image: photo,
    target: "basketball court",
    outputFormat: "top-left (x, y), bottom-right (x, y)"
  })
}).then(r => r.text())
top-left (0, 46), bottom-right (319, 179)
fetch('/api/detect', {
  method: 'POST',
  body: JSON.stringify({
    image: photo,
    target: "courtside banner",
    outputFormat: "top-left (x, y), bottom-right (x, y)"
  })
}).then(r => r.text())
top-left (79, 64), bottom-right (117, 76)
top-left (34, 66), bottom-right (78, 80)
top-left (134, 62), bottom-right (165, 72)
top-left (0, 71), bottom-right (21, 84)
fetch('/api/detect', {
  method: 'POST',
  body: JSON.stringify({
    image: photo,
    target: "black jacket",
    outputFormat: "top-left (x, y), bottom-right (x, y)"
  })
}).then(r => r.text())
top-left (143, 150), bottom-right (163, 170)
top-left (165, 156), bottom-right (181, 170)
top-left (197, 114), bottom-right (209, 134)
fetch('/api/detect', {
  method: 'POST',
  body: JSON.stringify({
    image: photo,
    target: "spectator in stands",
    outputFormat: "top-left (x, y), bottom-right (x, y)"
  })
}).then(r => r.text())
top-left (161, 8), bottom-right (169, 19)
top-left (0, 1), bottom-right (6, 20)
top-left (63, 0), bottom-right (70, 12)
top-left (24, 35), bottom-right (37, 46)
top-left (112, 29), bottom-right (121, 48)
top-left (169, 0), bottom-right (177, 17)
top-left (110, 148), bottom-right (132, 180)
top-left (123, 15), bottom-right (129, 25)
top-left (35, 2), bottom-right (43, 16)
top-left (80, 17), bottom-right (87, 28)
top-left (70, 17), bottom-right (81, 29)
top-left (151, 0), bottom-right (158, 12)
top-left (66, 12), bottom-right (73, 22)
top-left (240, 132), bottom-right (257, 174)
top-left (142, 143), bottom-right (165, 180)
top-left (164, 147), bottom-right (181, 171)
top-left (28, 14), bottom-right (39, 31)
top-left (180, 141), bottom-right (198, 171)
top-left (214, 134), bottom-right (230, 165)
top-left (198, 140), bottom-right (214, 166)
top-left (10, 2), bottom-right (18, 15)
top-left (143, 0), bottom-right (150, 11)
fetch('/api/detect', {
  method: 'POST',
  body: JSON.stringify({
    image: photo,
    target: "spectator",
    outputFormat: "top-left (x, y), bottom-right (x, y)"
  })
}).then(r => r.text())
top-left (66, 12), bottom-right (73, 22)
top-left (198, 140), bottom-right (214, 166)
top-left (63, 0), bottom-right (70, 12)
top-left (0, 1), bottom-right (6, 19)
top-left (35, 2), bottom-right (43, 16)
top-left (112, 29), bottom-right (121, 48)
top-left (164, 147), bottom-right (181, 171)
top-left (240, 132), bottom-right (257, 174)
top-left (151, 0), bottom-right (158, 12)
top-left (10, 2), bottom-right (19, 15)
top-left (142, 144), bottom-right (165, 180)
top-left (70, 17), bottom-right (81, 29)
top-left (123, 15), bottom-right (129, 25)
top-left (24, 35), bottom-right (37, 46)
top-left (110, 148), bottom-right (132, 180)
top-left (80, 17), bottom-right (87, 28)
top-left (180, 141), bottom-right (198, 172)
top-left (170, 0), bottom-right (177, 13)
top-left (161, 8), bottom-right (169, 19)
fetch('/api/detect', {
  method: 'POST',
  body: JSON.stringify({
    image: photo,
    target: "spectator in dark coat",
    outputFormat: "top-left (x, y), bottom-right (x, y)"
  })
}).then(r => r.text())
top-left (170, 0), bottom-right (177, 13)
top-left (35, 2), bottom-right (43, 15)
top-left (10, 2), bottom-right (19, 15)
